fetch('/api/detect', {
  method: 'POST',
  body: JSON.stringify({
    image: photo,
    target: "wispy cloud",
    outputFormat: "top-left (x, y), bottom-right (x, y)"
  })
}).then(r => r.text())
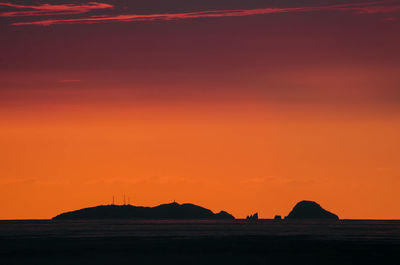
top-left (240, 175), bottom-right (318, 186)
top-left (3, 1), bottom-right (400, 26)
top-left (0, 2), bottom-right (113, 17)
top-left (59, 79), bottom-right (81, 83)
top-left (383, 16), bottom-right (398, 20)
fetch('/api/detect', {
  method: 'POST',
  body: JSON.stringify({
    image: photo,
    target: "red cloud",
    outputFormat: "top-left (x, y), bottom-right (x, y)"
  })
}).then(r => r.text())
top-left (59, 79), bottom-right (81, 83)
top-left (0, 2), bottom-right (113, 17)
top-left (6, 1), bottom-right (400, 26)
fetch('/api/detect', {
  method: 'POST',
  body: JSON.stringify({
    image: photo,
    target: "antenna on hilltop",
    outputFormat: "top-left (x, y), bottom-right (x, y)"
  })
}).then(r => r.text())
top-left (124, 194), bottom-right (126, 205)
top-left (112, 196), bottom-right (115, 205)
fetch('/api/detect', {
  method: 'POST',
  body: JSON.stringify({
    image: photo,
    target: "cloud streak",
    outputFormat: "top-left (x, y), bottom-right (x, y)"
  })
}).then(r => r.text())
top-left (59, 79), bottom-right (82, 83)
top-left (0, 2), bottom-right (113, 17)
top-left (3, 1), bottom-right (400, 26)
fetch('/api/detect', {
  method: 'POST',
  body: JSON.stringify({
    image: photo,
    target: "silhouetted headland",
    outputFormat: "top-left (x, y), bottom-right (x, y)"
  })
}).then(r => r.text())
top-left (285, 200), bottom-right (339, 220)
top-left (53, 202), bottom-right (234, 220)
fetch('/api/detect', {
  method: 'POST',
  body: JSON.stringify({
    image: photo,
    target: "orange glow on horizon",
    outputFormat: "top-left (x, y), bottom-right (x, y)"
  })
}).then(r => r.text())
top-left (1, 103), bottom-right (399, 220)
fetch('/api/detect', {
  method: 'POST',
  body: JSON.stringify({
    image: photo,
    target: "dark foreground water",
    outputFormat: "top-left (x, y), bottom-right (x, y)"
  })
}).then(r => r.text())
top-left (0, 219), bottom-right (399, 264)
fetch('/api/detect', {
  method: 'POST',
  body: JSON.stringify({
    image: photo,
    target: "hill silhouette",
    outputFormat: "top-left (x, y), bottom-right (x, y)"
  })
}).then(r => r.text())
top-left (285, 201), bottom-right (339, 220)
top-left (53, 202), bottom-right (234, 220)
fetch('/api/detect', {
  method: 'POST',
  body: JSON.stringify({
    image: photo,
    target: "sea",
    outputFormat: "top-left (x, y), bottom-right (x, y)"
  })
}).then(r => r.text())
top-left (0, 219), bottom-right (399, 264)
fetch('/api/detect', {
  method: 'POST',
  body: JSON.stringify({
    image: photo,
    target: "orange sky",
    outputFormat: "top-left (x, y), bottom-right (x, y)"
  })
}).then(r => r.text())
top-left (1, 0), bottom-right (400, 219)
top-left (1, 102), bottom-right (399, 219)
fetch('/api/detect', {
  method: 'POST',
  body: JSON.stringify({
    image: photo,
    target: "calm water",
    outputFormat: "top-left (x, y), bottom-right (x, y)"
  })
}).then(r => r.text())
top-left (0, 219), bottom-right (399, 241)
top-left (1, 220), bottom-right (399, 265)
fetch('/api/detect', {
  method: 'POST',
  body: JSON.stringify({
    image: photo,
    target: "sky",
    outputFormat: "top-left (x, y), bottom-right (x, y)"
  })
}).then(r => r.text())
top-left (0, 0), bottom-right (400, 219)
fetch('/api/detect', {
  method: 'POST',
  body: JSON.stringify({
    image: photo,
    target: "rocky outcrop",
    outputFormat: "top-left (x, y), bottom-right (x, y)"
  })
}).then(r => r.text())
top-left (285, 201), bottom-right (339, 220)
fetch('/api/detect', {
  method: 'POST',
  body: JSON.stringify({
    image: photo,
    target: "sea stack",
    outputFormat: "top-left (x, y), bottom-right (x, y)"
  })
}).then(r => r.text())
top-left (274, 215), bottom-right (282, 220)
top-left (285, 201), bottom-right (339, 220)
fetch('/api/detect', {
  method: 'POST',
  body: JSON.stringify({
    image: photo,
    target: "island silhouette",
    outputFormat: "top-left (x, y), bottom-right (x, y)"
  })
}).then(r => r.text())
top-left (53, 200), bottom-right (338, 220)
top-left (285, 200), bottom-right (339, 220)
top-left (53, 202), bottom-right (234, 220)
